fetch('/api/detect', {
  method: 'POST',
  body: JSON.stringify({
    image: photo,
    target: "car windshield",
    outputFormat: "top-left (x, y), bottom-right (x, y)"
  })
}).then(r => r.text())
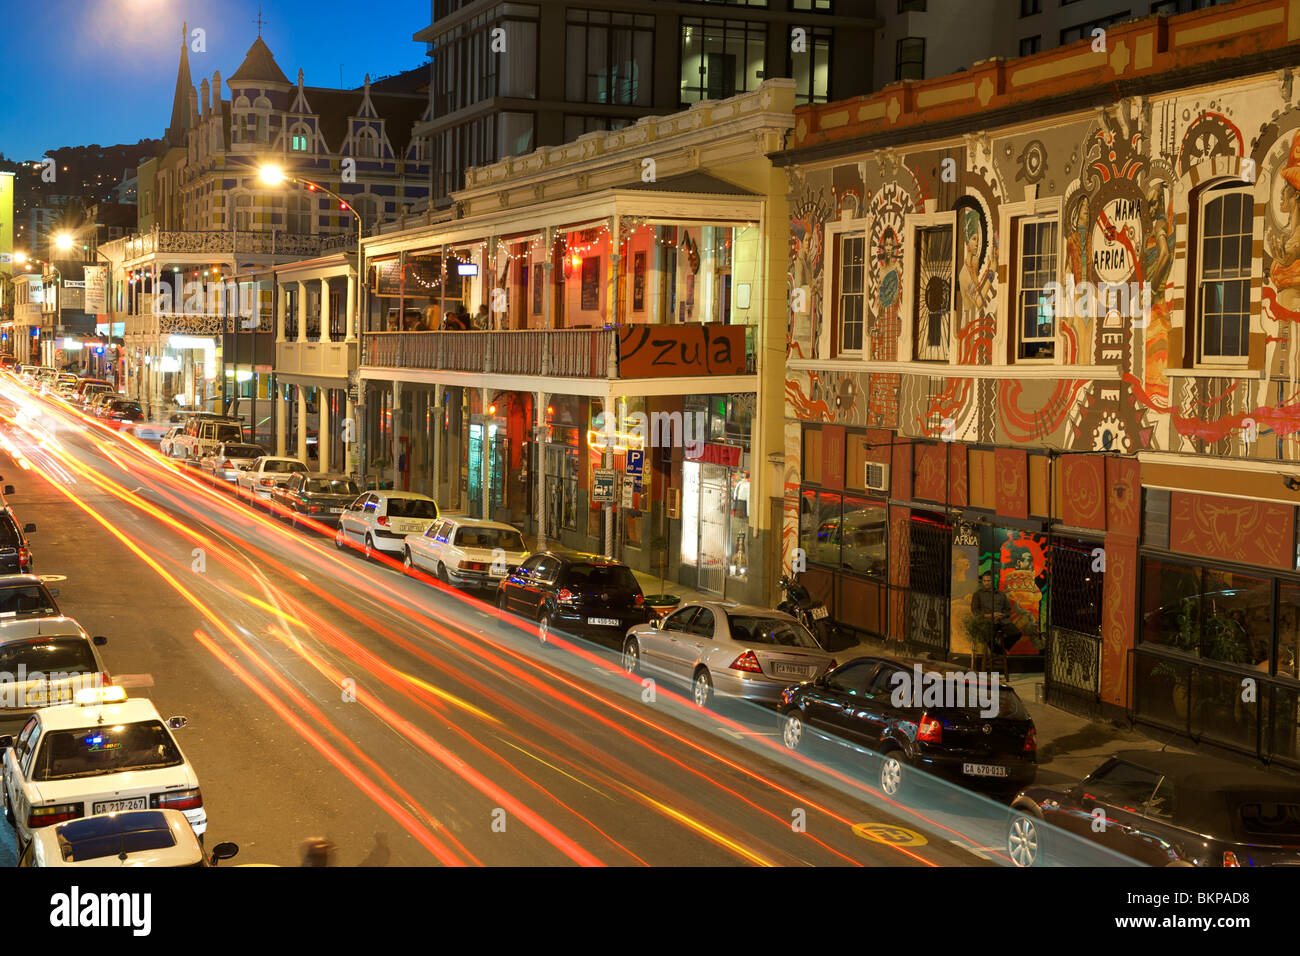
top-left (727, 615), bottom-right (822, 649)
top-left (564, 564), bottom-right (638, 590)
top-left (307, 478), bottom-right (360, 494)
top-left (264, 460), bottom-right (304, 473)
top-left (224, 445), bottom-right (265, 459)
top-left (0, 585), bottom-right (58, 617)
top-left (456, 528), bottom-right (524, 550)
top-left (0, 637), bottom-right (96, 674)
top-left (33, 720), bottom-right (183, 781)
top-left (385, 498), bottom-right (437, 519)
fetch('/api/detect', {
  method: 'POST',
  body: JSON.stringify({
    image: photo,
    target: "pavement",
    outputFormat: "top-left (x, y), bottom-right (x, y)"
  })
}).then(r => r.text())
top-left (629, 570), bottom-right (1300, 788)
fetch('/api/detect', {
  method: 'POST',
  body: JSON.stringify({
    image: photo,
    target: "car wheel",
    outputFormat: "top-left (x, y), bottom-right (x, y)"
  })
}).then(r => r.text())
top-left (879, 749), bottom-right (909, 798)
top-left (537, 611), bottom-right (552, 645)
top-left (364, 534), bottom-right (375, 560)
top-left (622, 638), bottom-right (640, 674)
top-left (1007, 808), bottom-right (1044, 868)
top-left (403, 548), bottom-right (414, 573)
top-left (437, 562), bottom-right (450, 584)
top-left (692, 669), bottom-right (713, 708)
top-left (334, 526), bottom-right (345, 549)
top-left (781, 712), bottom-right (804, 751)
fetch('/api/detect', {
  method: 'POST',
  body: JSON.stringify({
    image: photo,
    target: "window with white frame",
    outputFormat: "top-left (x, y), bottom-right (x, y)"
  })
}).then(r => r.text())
top-left (286, 193), bottom-right (311, 234)
top-left (355, 127), bottom-right (379, 159)
top-left (838, 235), bottom-right (866, 354)
top-left (233, 193), bottom-right (252, 232)
top-left (1196, 181), bottom-right (1253, 363)
top-left (290, 125), bottom-right (310, 152)
top-left (1016, 215), bottom-right (1059, 360)
top-left (914, 224), bottom-right (954, 361)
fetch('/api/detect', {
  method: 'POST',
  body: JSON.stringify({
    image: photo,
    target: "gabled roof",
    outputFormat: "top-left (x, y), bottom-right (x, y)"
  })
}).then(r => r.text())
top-left (303, 87), bottom-right (427, 156)
top-left (229, 35), bottom-right (289, 86)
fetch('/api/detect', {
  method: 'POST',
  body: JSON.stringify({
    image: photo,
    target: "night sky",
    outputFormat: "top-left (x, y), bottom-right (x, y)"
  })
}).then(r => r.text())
top-left (0, 0), bottom-right (430, 160)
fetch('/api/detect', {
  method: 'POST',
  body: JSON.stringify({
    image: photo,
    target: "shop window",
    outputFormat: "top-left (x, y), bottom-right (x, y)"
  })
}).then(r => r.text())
top-left (913, 224), bottom-right (954, 361)
top-left (1015, 216), bottom-right (1059, 360)
top-left (799, 489), bottom-right (886, 579)
top-left (1195, 181), bottom-right (1254, 364)
top-left (1279, 582), bottom-right (1300, 680)
top-left (1050, 538), bottom-right (1103, 635)
top-left (1141, 557), bottom-right (1272, 669)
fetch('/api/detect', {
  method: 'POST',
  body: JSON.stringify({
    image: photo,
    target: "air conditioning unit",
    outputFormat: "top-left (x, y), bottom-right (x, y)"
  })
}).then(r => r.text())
top-left (865, 462), bottom-right (891, 493)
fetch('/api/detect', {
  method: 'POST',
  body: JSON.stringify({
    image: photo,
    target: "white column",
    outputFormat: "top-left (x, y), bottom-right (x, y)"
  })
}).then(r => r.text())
top-left (275, 278), bottom-right (286, 343)
top-left (296, 386), bottom-right (308, 464)
top-left (345, 275), bottom-right (357, 342)
top-left (320, 388), bottom-right (332, 473)
top-left (345, 393), bottom-right (357, 475)
top-left (320, 277), bottom-right (331, 343)
top-left (296, 281), bottom-right (307, 343)
top-left (536, 389), bottom-right (546, 551)
top-left (275, 383), bottom-right (287, 456)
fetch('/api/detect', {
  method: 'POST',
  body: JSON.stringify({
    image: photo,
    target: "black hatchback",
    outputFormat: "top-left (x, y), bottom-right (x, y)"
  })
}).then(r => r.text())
top-left (497, 551), bottom-right (647, 647)
top-left (0, 508), bottom-right (36, 575)
top-left (778, 655), bottom-right (1037, 798)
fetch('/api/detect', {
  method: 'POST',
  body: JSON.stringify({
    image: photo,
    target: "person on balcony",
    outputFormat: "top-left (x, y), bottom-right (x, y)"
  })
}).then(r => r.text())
top-left (473, 304), bottom-right (490, 330)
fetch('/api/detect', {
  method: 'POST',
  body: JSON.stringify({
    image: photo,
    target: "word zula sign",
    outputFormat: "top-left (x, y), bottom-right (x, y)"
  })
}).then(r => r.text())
top-left (618, 325), bottom-right (746, 378)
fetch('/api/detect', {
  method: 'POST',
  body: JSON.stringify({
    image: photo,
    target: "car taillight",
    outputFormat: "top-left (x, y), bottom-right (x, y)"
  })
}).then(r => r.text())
top-left (730, 650), bottom-right (763, 673)
top-left (828, 659), bottom-right (837, 670)
top-left (152, 788), bottom-right (203, 811)
top-left (556, 588), bottom-right (579, 605)
top-left (260, 477), bottom-right (273, 486)
top-left (917, 714), bottom-right (943, 744)
top-left (222, 460), bottom-right (233, 470)
top-left (1223, 851), bottom-right (1241, 867)
top-left (634, 593), bottom-right (644, 607)
top-left (28, 803), bottom-right (82, 828)
top-left (17, 548), bottom-right (30, 569)
top-left (308, 505), bottom-right (321, 514)
top-left (1023, 727), bottom-right (1037, 754)
top-left (462, 561), bottom-right (488, 572)
top-left (377, 515), bottom-right (389, 526)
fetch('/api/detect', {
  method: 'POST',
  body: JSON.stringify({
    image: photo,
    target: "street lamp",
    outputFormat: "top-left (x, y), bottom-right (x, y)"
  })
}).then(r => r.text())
top-left (54, 232), bottom-right (74, 253)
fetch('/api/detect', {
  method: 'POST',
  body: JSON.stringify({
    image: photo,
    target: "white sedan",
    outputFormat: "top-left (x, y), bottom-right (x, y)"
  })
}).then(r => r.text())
top-left (236, 456), bottom-right (307, 501)
top-left (336, 490), bottom-right (439, 560)
top-left (1, 689), bottom-right (206, 851)
top-left (403, 516), bottom-right (528, 589)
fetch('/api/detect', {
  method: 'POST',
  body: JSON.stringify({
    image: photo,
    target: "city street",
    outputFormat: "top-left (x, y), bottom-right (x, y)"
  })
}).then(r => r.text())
top-left (0, 378), bottom-right (1002, 867)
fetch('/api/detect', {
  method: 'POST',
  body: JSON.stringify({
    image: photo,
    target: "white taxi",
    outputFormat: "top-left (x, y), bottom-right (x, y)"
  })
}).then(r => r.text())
top-left (335, 490), bottom-right (439, 560)
top-left (20, 809), bottom-right (239, 867)
top-left (0, 688), bottom-right (205, 851)
top-left (403, 516), bottom-right (529, 589)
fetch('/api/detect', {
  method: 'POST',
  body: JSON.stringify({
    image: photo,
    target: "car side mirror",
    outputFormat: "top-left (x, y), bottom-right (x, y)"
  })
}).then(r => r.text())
top-left (3, 486), bottom-right (13, 495)
top-left (652, 617), bottom-right (663, 630)
top-left (166, 716), bottom-right (188, 730)
top-left (22, 523), bottom-right (35, 534)
top-left (210, 842), bottom-right (239, 865)
top-left (93, 635), bottom-right (108, 646)
top-left (0, 735), bottom-right (13, 750)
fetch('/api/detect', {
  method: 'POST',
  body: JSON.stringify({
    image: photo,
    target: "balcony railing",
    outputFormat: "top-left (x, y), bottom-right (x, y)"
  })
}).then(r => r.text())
top-left (120, 228), bottom-right (354, 263)
top-left (363, 325), bottom-right (755, 380)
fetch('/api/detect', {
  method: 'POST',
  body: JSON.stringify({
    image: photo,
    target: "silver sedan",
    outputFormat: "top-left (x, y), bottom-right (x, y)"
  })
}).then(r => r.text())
top-left (621, 602), bottom-right (837, 708)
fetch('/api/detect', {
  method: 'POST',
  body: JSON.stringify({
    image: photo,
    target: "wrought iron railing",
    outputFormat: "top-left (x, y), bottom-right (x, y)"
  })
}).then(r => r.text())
top-left (1046, 626), bottom-right (1103, 716)
top-left (363, 330), bottom-right (614, 379)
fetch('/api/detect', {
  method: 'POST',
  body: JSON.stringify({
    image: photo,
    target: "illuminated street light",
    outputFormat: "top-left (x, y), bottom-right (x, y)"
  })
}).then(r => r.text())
top-left (258, 164), bottom-right (287, 186)
top-left (54, 232), bottom-right (74, 252)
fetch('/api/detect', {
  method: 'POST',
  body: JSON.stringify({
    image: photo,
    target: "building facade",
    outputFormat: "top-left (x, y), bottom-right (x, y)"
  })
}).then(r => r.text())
top-left (777, 0), bottom-right (1300, 766)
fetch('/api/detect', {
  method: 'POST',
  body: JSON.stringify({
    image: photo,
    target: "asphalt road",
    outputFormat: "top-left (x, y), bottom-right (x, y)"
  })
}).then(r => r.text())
top-left (0, 377), bottom-right (1009, 868)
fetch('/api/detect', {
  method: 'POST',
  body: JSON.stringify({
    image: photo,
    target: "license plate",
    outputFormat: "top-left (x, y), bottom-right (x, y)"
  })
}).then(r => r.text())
top-left (962, 763), bottom-right (1008, 778)
top-left (330, 507), bottom-right (343, 514)
top-left (93, 797), bottom-right (147, 813)
top-left (774, 663), bottom-right (811, 677)
top-left (811, 606), bottom-right (829, 620)
top-left (23, 687), bottom-right (72, 707)
top-left (588, 617), bottom-right (619, 626)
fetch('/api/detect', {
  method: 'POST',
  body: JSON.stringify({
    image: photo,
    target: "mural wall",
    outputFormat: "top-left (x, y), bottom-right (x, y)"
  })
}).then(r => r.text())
top-left (786, 73), bottom-right (1300, 464)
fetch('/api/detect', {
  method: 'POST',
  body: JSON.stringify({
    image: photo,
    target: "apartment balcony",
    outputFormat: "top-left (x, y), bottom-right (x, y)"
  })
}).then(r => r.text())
top-left (277, 339), bottom-right (359, 381)
top-left (118, 229), bottom-right (355, 264)
top-left (362, 325), bottom-right (756, 382)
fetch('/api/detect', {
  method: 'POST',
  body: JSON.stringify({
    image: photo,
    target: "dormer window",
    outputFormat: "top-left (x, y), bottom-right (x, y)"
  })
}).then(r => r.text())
top-left (355, 127), bottom-right (379, 159)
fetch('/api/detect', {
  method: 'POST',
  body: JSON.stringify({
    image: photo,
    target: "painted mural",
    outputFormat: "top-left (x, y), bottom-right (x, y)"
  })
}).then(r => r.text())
top-left (786, 74), bottom-right (1300, 465)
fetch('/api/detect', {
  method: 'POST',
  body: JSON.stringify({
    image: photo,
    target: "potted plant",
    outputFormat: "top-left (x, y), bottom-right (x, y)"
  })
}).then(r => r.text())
top-left (963, 612), bottom-right (997, 673)
top-left (642, 533), bottom-right (680, 620)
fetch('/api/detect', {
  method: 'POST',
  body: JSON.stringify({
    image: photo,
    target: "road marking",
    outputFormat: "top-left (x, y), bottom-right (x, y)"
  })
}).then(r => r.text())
top-left (492, 736), bottom-right (612, 799)
top-left (627, 785), bottom-right (775, 866)
top-left (394, 669), bottom-right (502, 725)
top-left (111, 674), bottom-right (156, 688)
top-left (949, 838), bottom-right (992, 860)
top-left (851, 822), bottom-right (928, 847)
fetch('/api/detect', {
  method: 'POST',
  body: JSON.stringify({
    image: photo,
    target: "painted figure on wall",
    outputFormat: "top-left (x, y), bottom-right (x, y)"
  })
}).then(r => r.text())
top-left (1143, 178), bottom-right (1174, 298)
top-left (1269, 131), bottom-right (1300, 301)
top-left (957, 208), bottom-right (990, 324)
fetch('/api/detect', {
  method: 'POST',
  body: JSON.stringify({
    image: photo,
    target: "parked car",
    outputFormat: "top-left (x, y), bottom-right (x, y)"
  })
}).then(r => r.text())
top-left (1007, 750), bottom-right (1300, 867)
top-left (54, 379), bottom-right (80, 400)
top-left (497, 551), bottom-right (647, 648)
top-left (236, 456), bottom-right (308, 501)
top-left (335, 491), bottom-right (439, 559)
top-left (403, 516), bottom-right (528, 589)
top-left (72, 378), bottom-right (111, 402)
top-left (0, 689), bottom-right (204, 851)
top-left (78, 383), bottom-right (113, 412)
top-left (158, 426), bottom-right (183, 457)
top-left (0, 508), bottom-right (36, 574)
top-left (33, 368), bottom-right (57, 391)
top-left (777, 655), bottom-right (1037, 798)
top-left (0, 618), bottom-right (110, 734)
top-left (0, 357), bottom-right (15, 372)
top-left (199, 442), bottom-right (268, 483)
top-left (170, 415), bottom-right (244, 461)
top-left (624, 603), bottom-right (836, 709)
top-left (19, 809), bottom-right (239, 868)
top-left (49, 372), bottom-right (78, 397)
top-left (0, 574), bottom-right (60, 620)
top-left (99, 399), bottom-right (144, 428)
top-left (87, 392), bottom-right (125, 417)
top-left (270, 473), bottom-right (362, 528)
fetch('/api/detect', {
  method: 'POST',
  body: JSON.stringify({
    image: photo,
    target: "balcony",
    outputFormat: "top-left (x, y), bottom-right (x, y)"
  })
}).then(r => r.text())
top-left (119, 229), bottom-right (354, 263)
top-left (277, 339), bottom-right (359, 380)
top-left (362, 325), bottom-right (755, 380)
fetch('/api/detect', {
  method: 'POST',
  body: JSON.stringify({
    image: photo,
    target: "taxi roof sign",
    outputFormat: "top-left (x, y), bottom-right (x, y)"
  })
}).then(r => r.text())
top-left (74, 686), bottom-right (126, 706)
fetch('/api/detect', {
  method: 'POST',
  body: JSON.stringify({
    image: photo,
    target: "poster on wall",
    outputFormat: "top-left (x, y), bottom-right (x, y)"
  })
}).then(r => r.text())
top-left (985, 528), bottom-right (1048, 655)
top-left (633, 252), bottom-right (646, 311)
top-left (580, 257), bottom-right (600, 311)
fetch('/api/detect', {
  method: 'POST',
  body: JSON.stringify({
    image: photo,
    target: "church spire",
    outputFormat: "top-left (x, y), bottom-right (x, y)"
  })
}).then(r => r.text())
top-left (164, 22), bottom-right (194, 148)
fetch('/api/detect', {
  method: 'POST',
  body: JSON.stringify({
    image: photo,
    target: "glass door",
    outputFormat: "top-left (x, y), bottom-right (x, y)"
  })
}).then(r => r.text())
top-left (697, 464), bottom-right (729, 595)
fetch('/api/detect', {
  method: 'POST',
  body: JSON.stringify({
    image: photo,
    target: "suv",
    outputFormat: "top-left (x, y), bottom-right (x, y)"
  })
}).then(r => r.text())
top-left (0, 510), bottom-right (36, 574)
top-left (169, 416), bottom-right (243, 461)
top-left (496, 551), bottom-right (647, 647)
